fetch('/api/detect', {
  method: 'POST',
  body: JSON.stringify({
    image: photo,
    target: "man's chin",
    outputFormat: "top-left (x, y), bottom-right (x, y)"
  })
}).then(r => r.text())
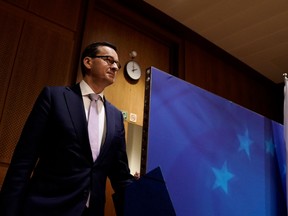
top-left (106, 78), bottom-right (115, 85)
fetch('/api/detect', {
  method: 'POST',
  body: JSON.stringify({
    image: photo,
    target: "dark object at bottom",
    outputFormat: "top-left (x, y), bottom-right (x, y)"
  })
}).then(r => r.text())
top-left (115, 166), bottom-right (176, 216)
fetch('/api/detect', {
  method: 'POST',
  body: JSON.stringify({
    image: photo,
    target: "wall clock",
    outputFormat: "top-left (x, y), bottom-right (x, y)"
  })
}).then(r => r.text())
top-left (125, 60), bottom-right (141, 81)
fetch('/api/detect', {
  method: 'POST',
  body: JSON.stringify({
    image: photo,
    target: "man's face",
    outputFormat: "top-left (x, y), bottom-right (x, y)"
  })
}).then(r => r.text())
top-left (84, 46), bottom-right (120, 88)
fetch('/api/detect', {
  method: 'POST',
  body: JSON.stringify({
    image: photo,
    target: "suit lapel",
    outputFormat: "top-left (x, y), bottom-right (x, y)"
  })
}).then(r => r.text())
top-left (96, 100), bottom-right (115, 162)
top-left (64, 84), bottom-right (94, 163)
top-left (63, 86), bottom-right (118, 164)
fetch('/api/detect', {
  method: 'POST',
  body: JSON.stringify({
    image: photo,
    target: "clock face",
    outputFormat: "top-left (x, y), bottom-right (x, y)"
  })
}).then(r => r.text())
top-left (125, 61), bottom-right (141, 80)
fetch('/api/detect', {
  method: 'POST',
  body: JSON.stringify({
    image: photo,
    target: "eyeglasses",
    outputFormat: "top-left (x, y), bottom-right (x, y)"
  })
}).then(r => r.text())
top-left (93, 55), bottom-right (121, 69)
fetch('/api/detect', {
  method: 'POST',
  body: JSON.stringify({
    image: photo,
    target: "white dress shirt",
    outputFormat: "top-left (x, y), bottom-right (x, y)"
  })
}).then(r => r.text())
top-left (80, 80), bottom-right (106, 149)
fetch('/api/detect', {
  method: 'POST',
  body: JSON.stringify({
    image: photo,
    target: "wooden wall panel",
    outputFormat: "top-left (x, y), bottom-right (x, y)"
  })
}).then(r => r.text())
top-left (184, 40), bottom-right (280, 121)
top-left (29, 0), bottom-right (82, 31)
top-left (1, 0), bottom-right (82, 31)
top-left (0, 6), bottom-right (23, 122)
top-left (1, 0), bottom-right (29, 8)
top-left (0, 12), bottom-right (75, 165)
top-left (0, 165), bottom-right (8, 187)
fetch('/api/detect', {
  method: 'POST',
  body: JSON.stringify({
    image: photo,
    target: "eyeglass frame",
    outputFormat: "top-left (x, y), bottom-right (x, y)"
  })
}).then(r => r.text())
top-left (92, 55), bottom-right (121, 69)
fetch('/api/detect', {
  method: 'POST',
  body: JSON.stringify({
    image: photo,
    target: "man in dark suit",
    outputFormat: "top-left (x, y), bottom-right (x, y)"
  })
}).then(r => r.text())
top-left (0, 42), bottom-right (135, 216)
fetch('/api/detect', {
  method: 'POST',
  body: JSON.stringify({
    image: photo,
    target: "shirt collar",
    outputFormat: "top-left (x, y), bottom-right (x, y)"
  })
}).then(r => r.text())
top-left (80, 80), bottom-right (104, 101)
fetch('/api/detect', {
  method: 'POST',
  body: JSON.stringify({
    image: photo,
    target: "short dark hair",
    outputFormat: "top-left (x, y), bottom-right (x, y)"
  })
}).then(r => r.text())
top-left (80, 41), bottom-right (117, 77)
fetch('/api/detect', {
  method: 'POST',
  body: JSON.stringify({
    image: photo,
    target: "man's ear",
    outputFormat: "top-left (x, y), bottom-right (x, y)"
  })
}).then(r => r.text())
top-left (83, 57), bottom-right (92, 69)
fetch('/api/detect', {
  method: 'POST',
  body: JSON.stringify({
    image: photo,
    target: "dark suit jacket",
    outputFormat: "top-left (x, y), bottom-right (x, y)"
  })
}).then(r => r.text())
top-left (0, 84), bottom-right (133, 216)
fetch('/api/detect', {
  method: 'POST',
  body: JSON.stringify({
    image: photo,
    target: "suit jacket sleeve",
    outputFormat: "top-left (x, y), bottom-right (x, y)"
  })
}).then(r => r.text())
top-left (106, 106), bottom-right (134, 191)
top-left (0, 87), bottom-right (51, 215)
top-left (104, 107), bottom-right (134, 216)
